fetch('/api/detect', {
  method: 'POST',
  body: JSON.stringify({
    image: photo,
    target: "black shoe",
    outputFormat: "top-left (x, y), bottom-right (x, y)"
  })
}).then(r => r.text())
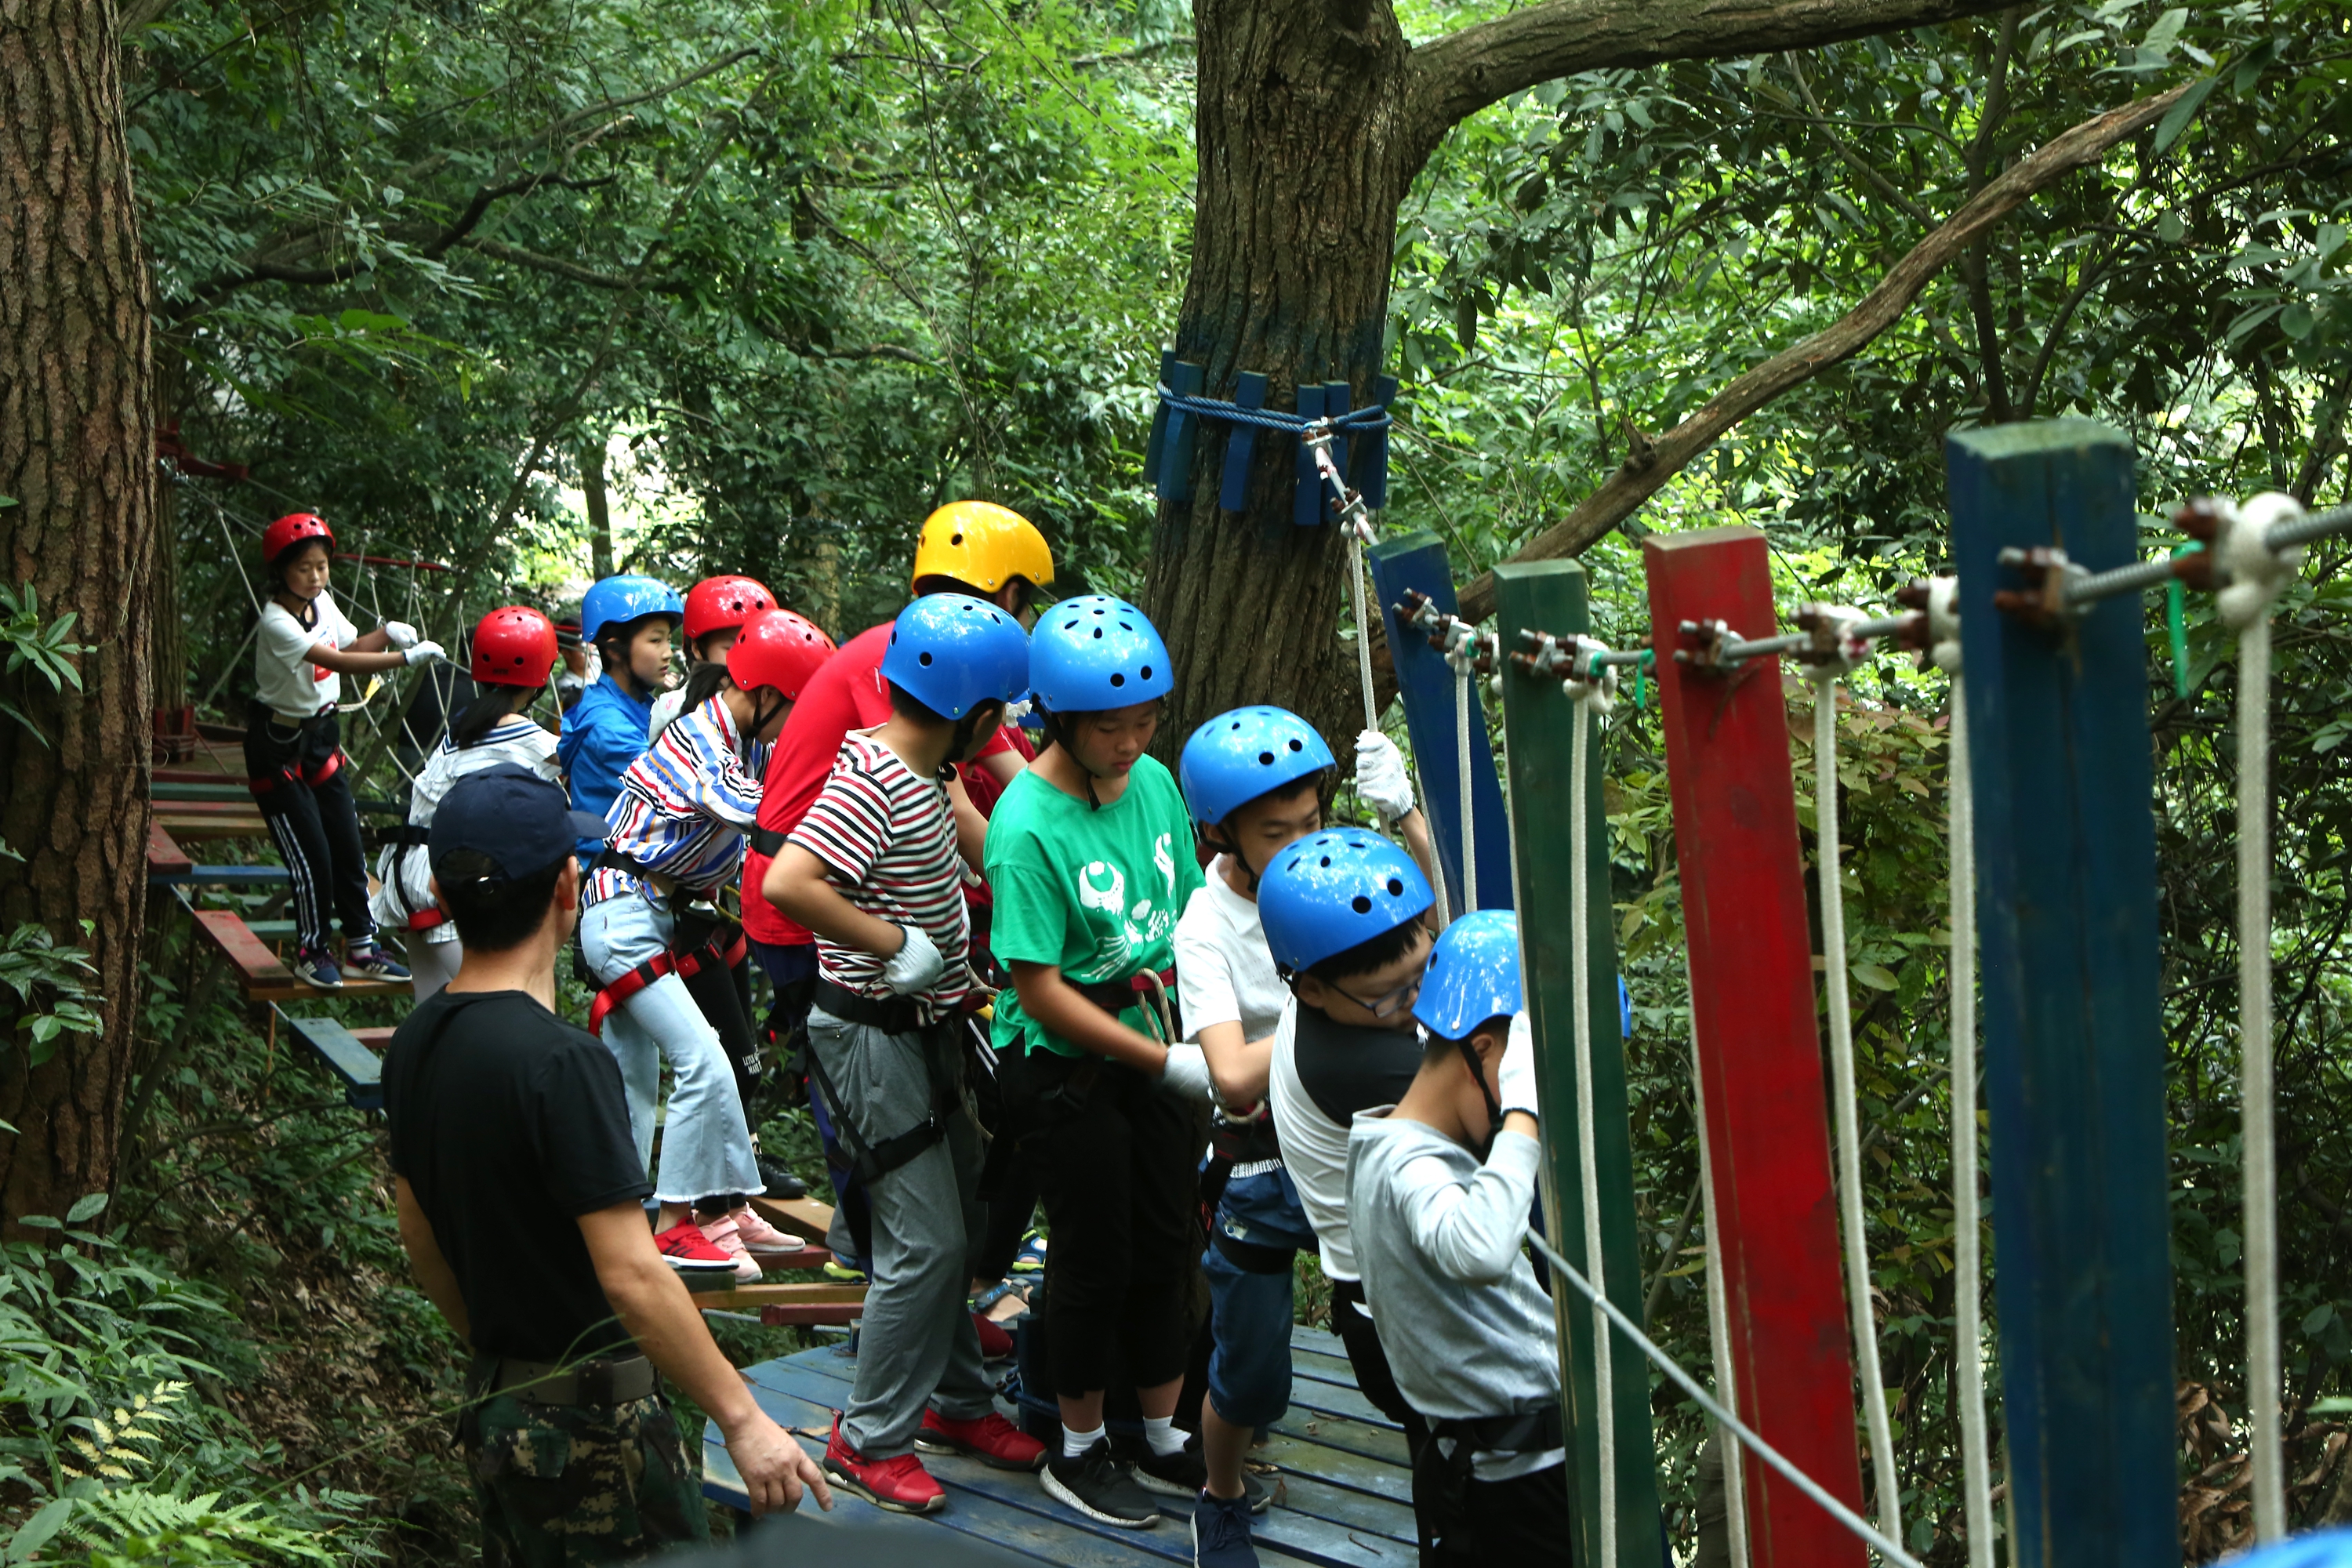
top-left (756, 1157), bottom-right (808, 1200)
top-left (1192, 1486), bottom-right (1261, 1567)
top-left (1131, 1436), bottom-right (1207, 1499)
top-left (1043, 1439), bottom-right (1159, 1528)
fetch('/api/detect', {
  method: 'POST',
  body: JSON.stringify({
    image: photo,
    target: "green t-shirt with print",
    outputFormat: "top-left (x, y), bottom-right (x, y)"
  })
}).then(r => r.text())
top-left (986, 755), bottom-right (1205, 1058)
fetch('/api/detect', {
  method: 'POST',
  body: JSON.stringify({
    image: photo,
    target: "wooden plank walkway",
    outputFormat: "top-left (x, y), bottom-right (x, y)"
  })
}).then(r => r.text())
top-left (704, 1325), bottom-right (1418, 1565)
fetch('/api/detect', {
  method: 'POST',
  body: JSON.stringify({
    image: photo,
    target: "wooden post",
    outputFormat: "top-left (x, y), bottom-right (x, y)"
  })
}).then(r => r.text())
top-left (1643, 526), bottom-right (1867, 1568)
top-left (1947, 420), bottom-right (2180, 1568)
top-left (1366, 531), bottom-right (1513, 911)
top-left (1493, 559), bottom-right (1661, 1567)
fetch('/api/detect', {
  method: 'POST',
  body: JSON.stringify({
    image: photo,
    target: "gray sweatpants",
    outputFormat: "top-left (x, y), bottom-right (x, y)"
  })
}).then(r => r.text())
top-left (807, 1007), bottom-right (993, 1457)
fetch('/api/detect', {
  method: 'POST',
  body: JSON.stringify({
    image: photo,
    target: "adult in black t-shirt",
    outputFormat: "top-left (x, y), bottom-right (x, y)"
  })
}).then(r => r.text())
top-left (386, 764), bottom-right (827, 1563)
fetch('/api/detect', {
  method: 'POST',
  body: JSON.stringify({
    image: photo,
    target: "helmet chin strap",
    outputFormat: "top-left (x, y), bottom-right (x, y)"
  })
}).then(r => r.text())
top-left (1453, 1031), bottom-right (1504, 1158)
top-left (740, 689), bottom-right (784, 766)
top-left (1041, 710), bottom-right (1105, 809)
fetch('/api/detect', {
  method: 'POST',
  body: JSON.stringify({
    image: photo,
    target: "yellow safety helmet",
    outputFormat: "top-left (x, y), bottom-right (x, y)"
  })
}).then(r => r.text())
top-left (910, 501), bottom-right (1056, 595)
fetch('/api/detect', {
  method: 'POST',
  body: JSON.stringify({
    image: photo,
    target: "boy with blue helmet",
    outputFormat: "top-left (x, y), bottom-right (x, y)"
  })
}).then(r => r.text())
top-left (1172, 708), bottom-right (1437, 1566)
top-left (985, 596), bottom-right (1208, 1529)
top-left (764, 596), bottom-right (1046, 1513)
top-left (561, 574), bottom-right (684, 854)
top-left (1347, 913), bottom-right (1571, 1563)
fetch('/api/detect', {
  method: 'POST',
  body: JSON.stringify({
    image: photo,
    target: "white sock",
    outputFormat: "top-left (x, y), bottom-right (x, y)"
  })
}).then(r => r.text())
top-left (1144, 1414), bottom-right (1186, 1457)
top-left (1062, 1422), bottom-right (1105, 1460)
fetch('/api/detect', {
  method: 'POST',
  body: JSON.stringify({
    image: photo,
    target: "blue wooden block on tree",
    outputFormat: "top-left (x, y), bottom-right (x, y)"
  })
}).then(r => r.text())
top-left (1144, 349), bottom-right (1174, 489)
top-left (1365, 531), bottom-right (1513, 913)
top-left (1948, 419), bottom-right (2180, 1568)
top-left (1156, 359), bottom-right (1203, 504)
top-left (1294, 383), bottom-right (1327, 527)
top-left (1362, 374), bottom-right (1399, 510)
top-left (1219, 372), bottom-right (1269, 512)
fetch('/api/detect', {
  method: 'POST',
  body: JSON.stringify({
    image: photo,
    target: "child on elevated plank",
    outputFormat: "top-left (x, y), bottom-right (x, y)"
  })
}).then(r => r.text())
top-left (247, 512), bottom-right (445, 990)
top-left (764, 595), bottom-right (1045, 1514)
top-left (560, 575), bottom-right (681, 859)
top-left (1171, 708), bottom-right (1436, 1566)
top-left (1347, 913), bottom-right (1570, 1563)
top-left (986, 597), bottom-right (1209, 1530)
top-left (372, 607), bottom-right (563, 1001)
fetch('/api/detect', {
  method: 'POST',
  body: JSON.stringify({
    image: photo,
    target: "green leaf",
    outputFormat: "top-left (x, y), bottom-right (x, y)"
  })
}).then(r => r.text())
top-left (1853, 962), bottom-right (1900, 992)
top-left (2152, 74), bottom-right (2220, 156)
top-left (15, 1214), bottom-right (60, 1229)
top-left (2157, 209), bottom-right (2185, 243)
top-left (2281, 302), bottom-right (2315, 339)
top-left (66, 1192), bottom-right (107, 1223)
top-left (7, 1495), bottom-right (74, 1563)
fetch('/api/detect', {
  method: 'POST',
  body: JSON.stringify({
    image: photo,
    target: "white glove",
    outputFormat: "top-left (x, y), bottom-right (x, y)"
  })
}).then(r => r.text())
top-left (1159, 1042), bottom-right (1214, 1104)
top-left (382, 621), bottom-right (419, 651)
top-left (1356, 731), bottom-right (1416, 820)
top-left (1003, 698), bottom-right (1033, 724)
top-left (880, 924), bottom-right (947, 996)
top-left (1497, 1010), bottom-right (1540, 1119)
top-left (402, 641), bottom-right (446, 668)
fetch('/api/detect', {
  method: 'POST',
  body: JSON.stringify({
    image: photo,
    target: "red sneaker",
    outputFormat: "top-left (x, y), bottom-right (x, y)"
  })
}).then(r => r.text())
top-left (916, 1408), bottom-right (1047, 1472)
top-left (973, 1311), bottom-right (1014, 1362)
top-left (824, 1414), bottom-right (947, 1512)
top-left (652, 1218), bottom-right (735, 1275)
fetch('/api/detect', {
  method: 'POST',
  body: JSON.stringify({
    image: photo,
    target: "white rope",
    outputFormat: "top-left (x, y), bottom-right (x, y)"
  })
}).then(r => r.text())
top-left (1930, 575), bottom-right (1994, 1568)
top-left (1689, 975), bottom-right (1752, 1568)
top-left (1456, 656), bottom-right (1479, 911)
top-left (1807, 618), bottom-right (1902, 1547)
top-left (2220, 493), bottom-right (2304, 1545)
top-left (1347, 528), bottom-right (1378, 735)
top-left (1567, 663), bottom-right (1618, 1568)
top-left (1522, 1224), bottom-right (1929, 1568)
top-left (209, 499), bottom-right (266, 618)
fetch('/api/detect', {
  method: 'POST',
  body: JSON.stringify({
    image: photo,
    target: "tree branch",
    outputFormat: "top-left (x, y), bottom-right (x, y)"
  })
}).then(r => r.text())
top-left (454, 238), bottom-right (697, 294)
top-left (1453, 77), bottom-right (2196, 626)
top-left (1405, 0), bottom-right (2016, 147)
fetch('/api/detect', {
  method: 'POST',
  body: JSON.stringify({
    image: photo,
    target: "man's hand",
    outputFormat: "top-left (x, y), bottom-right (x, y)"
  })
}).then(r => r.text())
top-left (720, 1406), bottom-right (833, 1516)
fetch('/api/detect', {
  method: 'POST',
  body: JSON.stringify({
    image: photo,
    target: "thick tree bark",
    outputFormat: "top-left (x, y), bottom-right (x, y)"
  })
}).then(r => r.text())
top-left (0, 0), bottom-right (158, 1223)
top-left (1142, 0), bottom-right (2017, 750)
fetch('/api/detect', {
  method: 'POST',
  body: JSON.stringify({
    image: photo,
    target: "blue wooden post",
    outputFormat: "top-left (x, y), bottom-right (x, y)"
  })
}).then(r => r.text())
top-left (1218, 372), bottom-right (1269, 512)
top-left (1360, 374), bottom-right (1398, 510)
top-left (1156, 360), bottom-right (1203, 503)
top-left (1948, 419), bottom-right (2180, 1568)
top-left (1143, 350), bottom-right (1174, 489)
top-left (1366, 531), bottom-right (1512, 912)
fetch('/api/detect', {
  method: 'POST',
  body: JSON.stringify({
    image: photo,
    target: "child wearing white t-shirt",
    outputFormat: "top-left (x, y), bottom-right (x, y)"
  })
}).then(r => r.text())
top-left (246, 513), bottom-right (445, 989)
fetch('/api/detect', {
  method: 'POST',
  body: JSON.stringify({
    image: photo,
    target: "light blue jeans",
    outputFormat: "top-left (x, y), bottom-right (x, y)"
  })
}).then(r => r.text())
top-left (579, 886), bottom-right (762, 1205)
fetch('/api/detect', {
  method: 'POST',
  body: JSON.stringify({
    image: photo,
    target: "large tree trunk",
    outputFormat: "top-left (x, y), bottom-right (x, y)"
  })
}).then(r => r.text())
top-left (0, 0), bottom-right (158, 1224)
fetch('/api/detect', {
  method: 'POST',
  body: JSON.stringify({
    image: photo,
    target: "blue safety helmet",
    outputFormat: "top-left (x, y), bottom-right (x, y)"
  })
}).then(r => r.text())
top-left (2230, 1532), bottom-right (2352, 1568)
top-left (1029, 595), bottom-right (1173, 713)
top-left (1414, 910), bottom-right (1523, 1042)
top-left (1179, 706), bottom-right (1336, 829)
top-left (1258, 829), bottom-right (1435, 975)
top-left (880, 595), bottom-right (1030, 720)
top-left (580, 575), bottom-right (684, 644)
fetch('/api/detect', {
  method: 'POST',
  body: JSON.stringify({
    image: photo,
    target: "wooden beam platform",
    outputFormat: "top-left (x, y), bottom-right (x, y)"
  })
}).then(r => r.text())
top-left (746, 1193), bottom-right (837, 1243)
top-left (277, 1009), bottom-right (386, 1110)
top-left (192, 909), bottom-right (408, 1000)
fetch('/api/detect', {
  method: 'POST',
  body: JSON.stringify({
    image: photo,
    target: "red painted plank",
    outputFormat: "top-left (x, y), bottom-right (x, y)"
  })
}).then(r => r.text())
top-left (194, 909), bottom-right (295, 985)
top-left (1644, 527), bottom-right (1867, 1568)
top-left (146, 822), bottom-right (194, 877)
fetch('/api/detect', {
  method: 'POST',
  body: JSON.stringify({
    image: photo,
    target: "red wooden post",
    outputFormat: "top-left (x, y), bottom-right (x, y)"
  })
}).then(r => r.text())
top-left (1645, 526), bottom-right (1867, 1567)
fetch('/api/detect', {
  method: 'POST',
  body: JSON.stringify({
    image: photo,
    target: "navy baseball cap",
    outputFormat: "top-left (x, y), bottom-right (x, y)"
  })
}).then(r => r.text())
top-left (430, 764), bottom-right (607, 889)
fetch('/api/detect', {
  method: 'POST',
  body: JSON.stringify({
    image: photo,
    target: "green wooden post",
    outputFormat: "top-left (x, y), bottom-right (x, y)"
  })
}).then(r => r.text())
top-left (1493, 558), bottom-right (1661, 1567)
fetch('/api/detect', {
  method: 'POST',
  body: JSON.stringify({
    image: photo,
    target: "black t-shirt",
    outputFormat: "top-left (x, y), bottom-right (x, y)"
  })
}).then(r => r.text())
top-left (1294, 1001), bottom-right (1423, 1127)
top-left (383, 989), bottom-right (652, 1362)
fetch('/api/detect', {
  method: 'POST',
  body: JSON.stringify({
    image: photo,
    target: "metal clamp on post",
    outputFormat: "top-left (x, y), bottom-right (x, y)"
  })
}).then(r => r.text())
top-left (1793, 604), bottom-right (1874, 677)
top-left (1392, 587), bottom-right (1497, 676)
top-left (1675, 618), bottom-right (1750, 673)
top-left (1303, 423), bottom-right (1377, 544)
top-left (1991, 546), bottom-right (2091, 628)
top-left (1890, 577), bottom-right (1958, 672)
top-left (1512, 628), bottom-right (1632, 701)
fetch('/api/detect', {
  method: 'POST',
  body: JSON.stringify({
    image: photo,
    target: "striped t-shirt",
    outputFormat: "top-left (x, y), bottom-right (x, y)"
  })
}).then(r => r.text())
top-left (786, 731), bottom-right (977, 1021)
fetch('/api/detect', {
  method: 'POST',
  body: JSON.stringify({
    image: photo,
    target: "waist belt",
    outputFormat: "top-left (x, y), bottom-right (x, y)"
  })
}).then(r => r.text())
top-left (489, 1354), bottom-right (656, 1406)
top-left (1211, 1108), bottom-right (1280, 1166)
top-left (379, 825), bottom-right (433, 847)
top-left (1430, 1406), bottom-right (1565, 1454)
top-left (811, 978), bottom-right (931, 1036)
top-left (1212, 1228), bottom-right (1298, 1276)
top-left (586, 926), bottom-right (748, 1035)
top-left (1073, 965), bottom-right (1177, 1017)
top-left (748, 826), bottom-right (786, 857)
top-left (803, 989), bottom-right (967, 1185)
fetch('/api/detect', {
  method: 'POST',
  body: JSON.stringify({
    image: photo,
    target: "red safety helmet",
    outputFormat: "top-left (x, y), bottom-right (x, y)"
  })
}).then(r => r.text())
top-left (727, 608), bottom-right (837, 702)
top-left (470, 606), bottom-right (560, 688)
top-left (263, 512), bottom-right (333, 565)
top-left (682, 575), bottom-right (778, 647)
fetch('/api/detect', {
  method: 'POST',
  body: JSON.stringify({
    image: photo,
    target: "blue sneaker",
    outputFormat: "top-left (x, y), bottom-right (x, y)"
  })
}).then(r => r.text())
top-left (292, 946), bottom-right (343, 989)
top-left (1192, 1486), bottom-right (1258, 1567)
top-left (343, 942), bottom-right (411, 982)
top-left (1012, 1230), bottom-right (1047, 1273)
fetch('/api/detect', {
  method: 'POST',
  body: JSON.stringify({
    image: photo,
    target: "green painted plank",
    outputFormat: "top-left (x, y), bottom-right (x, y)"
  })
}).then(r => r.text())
top-left (1492, 560), bottom-right (1664, 1568)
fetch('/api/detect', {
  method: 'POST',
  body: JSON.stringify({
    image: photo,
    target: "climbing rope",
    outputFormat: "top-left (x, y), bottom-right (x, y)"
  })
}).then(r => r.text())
top-left (1566, 652), bottom-right (1620, 1568)
top-left (1436, 619), bottom-right (1494, 912)
top-left (1156, 383), bottom-right (1392, 439)
top-left (1802, 606), bottom-right (1903, 1548)
top-left (1688, 963), bottom-right (1752, 1568)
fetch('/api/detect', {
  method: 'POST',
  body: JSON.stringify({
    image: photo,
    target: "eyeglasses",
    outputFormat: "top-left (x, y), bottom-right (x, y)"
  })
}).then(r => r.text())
top-left (1334, 971), bottom-right (1423, 1019)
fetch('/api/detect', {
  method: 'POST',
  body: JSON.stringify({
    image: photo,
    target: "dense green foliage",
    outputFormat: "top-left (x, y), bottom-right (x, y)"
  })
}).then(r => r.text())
top-left (86, 0), bottom-right (2352, 1562)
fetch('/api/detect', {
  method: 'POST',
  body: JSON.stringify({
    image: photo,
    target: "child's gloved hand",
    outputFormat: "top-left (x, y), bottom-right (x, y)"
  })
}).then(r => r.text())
top-left (382, 621), bottom-right (420, 650)
top-left (1159, 1042), bottom-right (1214, 1104)
top-left (881, 924), bottom-right (946, 995)
top-left (1355, 731), bottom-right (1416, 819)
top-left (403, 641), bottom-right (447, 667)
top-left (1498, 1009), bottom-right (1541, 1120)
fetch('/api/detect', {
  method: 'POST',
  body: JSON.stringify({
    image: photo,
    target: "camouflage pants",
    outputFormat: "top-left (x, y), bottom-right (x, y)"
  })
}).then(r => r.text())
top-left (465, 1390), bottom-right (709, 1568)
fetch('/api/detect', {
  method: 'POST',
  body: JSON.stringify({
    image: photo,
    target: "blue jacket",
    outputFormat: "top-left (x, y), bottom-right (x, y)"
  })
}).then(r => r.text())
top-left (560, 677), bottom-right (655, 855)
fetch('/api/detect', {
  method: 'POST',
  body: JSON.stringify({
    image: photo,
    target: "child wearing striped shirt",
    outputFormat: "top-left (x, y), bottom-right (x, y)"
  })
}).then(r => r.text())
top-left (763, 596), bottom-right (1041, 1514)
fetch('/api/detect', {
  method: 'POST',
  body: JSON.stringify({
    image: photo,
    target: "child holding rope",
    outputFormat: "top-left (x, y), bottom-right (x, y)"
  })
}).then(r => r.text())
top-left (582, 609), bottom-right (837, 1279)
top-left (371, 606), bottom-right (563, 1001)
top-left (764, 595), bottom-right (1045, 1513)
top-left (561, 575), bottom-right (682, 855)
top-left (986, 597), bottom-right (1207, 1530)
top-left (1347, 913), bottom-right (1569, 1563)
top-left (248, 512), bottom-right (445, 990)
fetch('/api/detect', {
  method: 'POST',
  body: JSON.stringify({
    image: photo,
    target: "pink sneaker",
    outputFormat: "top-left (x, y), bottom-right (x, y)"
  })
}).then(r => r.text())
top-left (696, 1213), bottom-right (763, 1282)
top-left (728, 1205), bottom-right (800, 1256)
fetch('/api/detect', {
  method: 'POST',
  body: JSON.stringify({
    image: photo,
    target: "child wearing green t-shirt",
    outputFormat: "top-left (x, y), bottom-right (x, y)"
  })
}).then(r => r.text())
top-left (986, 597), bottom-right (1207, 1530)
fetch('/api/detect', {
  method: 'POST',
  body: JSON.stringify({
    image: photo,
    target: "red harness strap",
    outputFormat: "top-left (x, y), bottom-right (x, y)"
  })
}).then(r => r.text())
top-left (586, 928), bottom-right (749, 1036)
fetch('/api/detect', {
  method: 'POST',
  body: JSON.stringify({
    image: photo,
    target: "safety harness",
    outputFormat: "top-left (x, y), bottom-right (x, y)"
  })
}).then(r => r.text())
top-left (1414, 1405), bottom-right (1567, 1564)
top-left (582, 848), bottom-right (749, 1035)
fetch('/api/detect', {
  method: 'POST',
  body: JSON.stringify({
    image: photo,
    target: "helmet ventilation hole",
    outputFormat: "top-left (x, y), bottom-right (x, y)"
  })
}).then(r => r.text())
top-left (1319, 855), bottom-right (1332, 868)
top-left (1387, 877), bottom-right (1405, 896)
top-left (1109, 672), bottom-right (1126, 687)
top-left (951, 532), bottom-right (964, 546)
top-left (1351, 895), bottom-right (1373, 914)
top-left (1141, 665), bottom-right (1153, 679)
top-left (920, 652), bottom-right (935, 666)
top-left (1258, 751), bottom-right (1275, 766)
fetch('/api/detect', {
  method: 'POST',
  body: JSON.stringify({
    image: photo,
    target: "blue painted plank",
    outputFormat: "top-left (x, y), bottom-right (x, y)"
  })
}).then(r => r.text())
top-left (1360, 376), bottom-right (1399, 511)
top-left (1143, 350), bottom-right (1174, 489)
top-left (1157, 361), bottom-right (1204, 504)
top-left (151, 865), bottom-right (291, 887)
top-left (1947, 420), bottom-right (2179, 1568)
top-left (1363, 532), bottom-right (1515, 913)
top-left (278, 1012), bottom-right (384, 1110)
top-left (1219, 372), bottom-right (1269, 512)
top-left (1294, 384), bottom-right (1327, 528)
